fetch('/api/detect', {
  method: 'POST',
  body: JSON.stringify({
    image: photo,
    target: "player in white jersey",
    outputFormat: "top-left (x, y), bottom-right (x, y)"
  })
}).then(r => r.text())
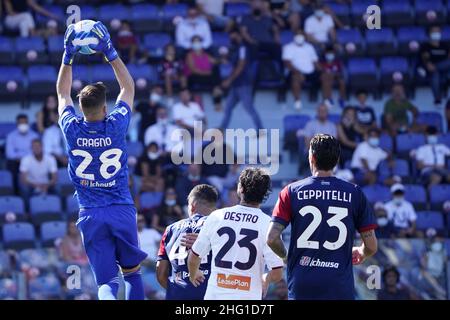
top-left (187, 167), bottom-right (284, 300)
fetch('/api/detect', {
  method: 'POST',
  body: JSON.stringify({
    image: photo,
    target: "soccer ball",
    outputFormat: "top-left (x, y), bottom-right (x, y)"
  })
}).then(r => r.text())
top-left (72, 19), bottom-right (99, 55)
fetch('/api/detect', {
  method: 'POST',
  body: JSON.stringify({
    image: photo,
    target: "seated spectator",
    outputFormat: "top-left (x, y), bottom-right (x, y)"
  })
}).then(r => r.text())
top-left (384, 183), bottom-right (420, 238)
top-left (184, 35), bottom-right (223, 109)
top-left (160, 44), bottom-right (186, 104)
top-left (36, 95), bottom-right (58, 134)
top-left (152, 187), bottom-right (185, 233)
top-left (42, 114), bottom-right (67, 167)
top-left (383, 84), bottom-right (419, 136)
top-left (6, 114), bottom-right (39, 193)
top-left (287, 0), bottom-right (315, 32)
top-left (3, 0), bottom-right (59, 37)
top-left (304, 3), bottom-right (336, 49)
top-left (173, 88), bottom-right (206, 133)
top-left (354, 90), bottom-right (377, 130)
top-left (421, 26), bottom-right (450, 105)
top-left (351, 128), bottom-right (388, 185)
top-left (377, 266), bottom-right (414, 300)
top-left (136, 86), bottom-right (164, 141)
top-left (135, 142), bottom-right (165, 193)
top-left (333, 165), bottom-right (355, 183)
top-left (240, 0), bottom-right (281, 66)
top-left (19, 139), bottom-right (57, 196)
top-left (197, 0), bottom-right (232, 31)
top-left (115, 20), bottom-right (139, 64)
top-left (412, 126), bottom-right (450, 188)
top-left (144, 106), bottom-right (181, 158)
top-left (137, 214), bottom-right (162, 267)
top-left (175, 5), bottom-right (212, 51)
top-left (282, 30), bottom-right (319, 110)
top-left (175, 164), bottom-right (209, 206)
top-left (59, 220), bottom-right (88, 266)
top-left (299, 103), bottom-right (337, 147)
top-left (337, 107), bottom-right (364, 167)
top-left (320, 46), bottom-right (346, 109)
top-left (373, 203), bottom-right (394, 239)
top-left (421, 239), bottom-right (446, 282)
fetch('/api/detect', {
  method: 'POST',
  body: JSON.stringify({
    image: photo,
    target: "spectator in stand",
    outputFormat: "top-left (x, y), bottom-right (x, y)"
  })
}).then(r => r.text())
top-left (351, 128), bottom-right (388, 185)
top-left (240, 0), bottom-right (281, 66)
top-left (19, 139), bottom-right (57, 196)
top-left (3, 0), bottom-right (59, 37)
top-left (282, 29), bottom-right (319, 110)
top-left (300, 103), bottom-right (337, 147)
top-left (42, 114), bottom-right (67, 167)
top-left (287, 0), bottom-right (315, 31)
top-left (304, 3), bottom-right (336, 50)
top-left (383, 84), bottom-right (420, 136)
top-left (184, 35), bottom-right (223, 110)
top-left (135, 142), bottom-right (165, 193)
top-left (337, 107), bottom-right (364, 167)
top-left (384, 183), bottom-right (420, 238)
top-left (197, 0), bottom-right (233, 31)
top-left (373, 203), bottom-right (394, 238)
top-left (115, 20), bottom-right (139, 64)
top-left (413, 126), bottom-right (450, 188)
top-left (421, 26), bottom-right (450, 105)
top-left (59, 220), bottom-right (89, 266)
top-left (354, 90), bottom-right (377, 130)
top-left (136, 86), bottom-right (164, 142)
top-left (137, 214), bottom-right (162, 267)
top-left (173, 88), bottom-right (206, 133)
top-left (36, 95), bottom-right (58, 134)
top-left (377, 266), bottom-right (414, 300)
top-left (152, 187), bottom-right (185, 233)
top-left (175, 5), bottom-right (212, 52)
top-left (6, 114), bottom-right (39, 194)
top-left (219, 29), bottom-right (264, 131)
top-left (175, 164), bottom-right (208, 206)
top-left (160, 44), bottom-right (186, 105)
top-left (320, 46), bottom-right (346, 109)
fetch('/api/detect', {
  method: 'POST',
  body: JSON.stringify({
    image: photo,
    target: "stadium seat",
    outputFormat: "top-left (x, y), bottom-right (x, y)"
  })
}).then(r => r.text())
top-left (71, 65), bottom-right (92, 90)
top-left (350, 0), bottom-right (376, 27)
top-left (326, 2), bottom-right (351, 26)
top-left (140, 192), bottom-right (164, 210)
top-left (416, 112), bottom-right (444, 132)
top-left (0, 66), bottom-right (25, 101)
top-left (0, 196), bottom-right (26, 224)
top-left (143, 33), bottom-right (172, 59)
top-left (429, 184), bottom-right (450, 210)
top-left (441, 26), bottom-right (450, 46)
top-left (0, 250), bottom-right (10, 274)
top-left (280, 30), bottom-right (293, 46)
top-left (0, 278), bottom-right (18, 300)
top-left (415, 0), bottom-right (446, 25)
top-left (0, 123), bottom-right (16, 146)
top-left (379, 56), bottom-right (410, 92)
top-left (35, 5), bottom-right (64, 29)
top-left (0, 170), bottom-right (14, 195)
top-left (127, 64), bottom-right (158, 97)
top-left (416, 211), bottom-right (445, 232)
top-left (56, 168), bottom-right (74, 197)
top-left (347, 58), bottom-right (378, 95)
top-left (397, 26), bottom-right (428, 55)
top-left (78, 5), bottom-right (97, 20)
top-left (336, 29), bottom-right (364, 56)
top-left (0, 36), bottom-right (15, 64)
top-left (47, 35), bottom-right (64, 65)
top-left (362, 185), bottom-right (391, 204)
top-left (328, 114), bottom-right (341, 124)
top-left (29, 274), bottom-right (62, 300)
top-left (404, 184), bottom-right (428, 210)
top-left (379, 133), bottom-right (393, 153)
top-left (212, 32), bottom-right (231, 48)
top-left (41, 221), bottom-right (67, 248)
top-left (365, 28), bottom-right (397, 56)
top-left (252, 60), bottom-right (284, 89)
top-left (161, 3), bottom-right (188, 22)
top-left (2, 222), bottom-right (36, 250)
top-left (18, 248), bottom-right (55, 272)
top-left (378, 159), bottom-right (410, 183)
top-left (65, 195), bottom-right (79, 219)
top-left (383, 0), bottom-right (414, 27)
top-left (29, 195), bottom-right (62, 225)
top-left (27, 65), bottom-right (57, 98)
top-left (130, 4), bottom-right (161, 33)
top-left (395, 133), bottom-right (426, 157)
top-left (283, 115), bottom-right (311, 135)
top-left (91, 64), bottom-right (119, 95)
top-left (127, 141), bottom-right (144, 158)
top-left (438, 132), bottom-right (450, 147)
top-left (225, 2), bottom-right (251, 19)
top-left (265, 188), bottom-right (281, 208)
top-left (98, 4), bottom-right (131, 23)
top-left (15, 37), bottom-right (48, 65)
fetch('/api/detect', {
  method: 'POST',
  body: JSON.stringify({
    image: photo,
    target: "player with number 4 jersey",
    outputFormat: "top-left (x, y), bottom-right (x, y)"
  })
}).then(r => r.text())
top-left (267, 134), bottom-right (378, 300)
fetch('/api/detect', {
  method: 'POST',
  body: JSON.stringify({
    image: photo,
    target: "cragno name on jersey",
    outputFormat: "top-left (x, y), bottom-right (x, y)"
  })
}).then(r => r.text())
top-left (77, 137), bottom-right (112, 148)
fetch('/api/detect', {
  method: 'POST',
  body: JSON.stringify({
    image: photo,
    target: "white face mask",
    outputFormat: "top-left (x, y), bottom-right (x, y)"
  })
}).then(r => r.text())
top-left (192, 42), bottom-right (202, 51)
top-left (165, 199), bottom-right (176, 206)
top-left (377, 217), bottom-right (388, 227)
top-left (325, 53), bottom-right (335, 61)
top-left (431, 242), bottom-right (443, 252)
top-left (147, 152), bottom-right (159, 160)
top-left (393, 196), bottom-right (404, 206)
top-left (158, 118), bottom-right (168, 125)
top-left (427, 135), bottom-right (438, 145)
top-left (188, 174), bottom-right (200, 181)
top-left (368, 137), bottom-right (379, 147)
top-left (18, 123), bottom-right (29, 134)
top-left (430, 32), bottom-right (441, 42)
top-left (315, 10), bottom-right (325, 18)
top-left (294, 35), bottom-right (305, 45)
top-left (150, 93), bottom-right (162, 104)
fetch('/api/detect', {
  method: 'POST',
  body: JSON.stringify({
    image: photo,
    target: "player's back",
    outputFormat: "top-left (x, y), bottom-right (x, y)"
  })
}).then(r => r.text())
top-left (196, 205), bottom-right (279, 300)
top-left (273, 176), bottom-right (376, 300)
top-left (59, 102), bottom-right (133, 208)
top-left (159, 214), bottom-right (211, 300)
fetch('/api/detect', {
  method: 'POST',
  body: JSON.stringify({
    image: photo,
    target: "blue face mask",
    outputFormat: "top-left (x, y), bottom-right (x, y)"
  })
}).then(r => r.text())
top-left (427, 135), bottom-right (438, 145)
top-left (368, 137), bottom-right (379, 147)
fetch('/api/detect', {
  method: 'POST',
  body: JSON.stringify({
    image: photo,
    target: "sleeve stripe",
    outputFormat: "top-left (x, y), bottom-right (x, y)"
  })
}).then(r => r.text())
top-left (359, 224), bottom-right (378, 233)
top-left (272, 216), bottom-right (289, 227)
top-left (271, 266), bottom-right (284, 270)
top-left (191, 248), bottom-right (200, 257)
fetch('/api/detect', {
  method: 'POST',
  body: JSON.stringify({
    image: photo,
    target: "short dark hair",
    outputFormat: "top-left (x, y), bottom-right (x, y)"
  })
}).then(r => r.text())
top-left (426, 125), bottom-right (438, 135)
top-left (356, 89), bottom-right (368, 96)
top-left (187, 184), bottom-right (218, 207)
top-left (16, 113), bottom-right (28, 122)
top-left (78, 82), bottom-right (107, 113)
top-left (238, 167), bottom-right (271, 204)
top-left (368, 128), bottom-right (380, 136)
top-left (382, 265), bottom-right (400, 283)
top-left (310, 134), bottom-right (340, 171)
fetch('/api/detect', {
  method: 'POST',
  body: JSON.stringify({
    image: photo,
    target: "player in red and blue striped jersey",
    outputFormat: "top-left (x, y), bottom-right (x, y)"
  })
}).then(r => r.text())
top-left (267, 134), bottom-right (378, 300)
top-left (156, 184), bottom-right (218, 300)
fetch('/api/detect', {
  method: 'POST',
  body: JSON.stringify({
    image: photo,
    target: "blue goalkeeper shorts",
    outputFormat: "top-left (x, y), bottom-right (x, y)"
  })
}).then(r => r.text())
top-left (76, 204), bottom-right (148, 285)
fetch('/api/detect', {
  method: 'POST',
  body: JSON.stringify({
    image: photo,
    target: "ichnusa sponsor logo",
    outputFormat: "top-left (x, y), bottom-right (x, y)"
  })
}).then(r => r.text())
top-left (217, 273), bottom-right (251, 291)
top-left (80, 179), bottom-right (116, 188)
top-left (299, 256), bottom-right (340, 269)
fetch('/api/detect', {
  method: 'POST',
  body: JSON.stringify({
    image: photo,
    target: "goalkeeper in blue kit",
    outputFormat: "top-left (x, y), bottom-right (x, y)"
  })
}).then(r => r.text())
top-left (56, 22), bottom-right (147, 300)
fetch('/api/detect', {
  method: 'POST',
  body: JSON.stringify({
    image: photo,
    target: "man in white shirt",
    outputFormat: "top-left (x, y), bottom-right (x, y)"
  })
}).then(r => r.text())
top-left (282, 30), bottom-right (319, 110)
top-left (413, 126), bottom-right (450, 188)
top-left (176, 5), bottom-right (212, 50)
top-left (173, 88), bottom-right (206, 132)
top-left (187, 167), bottom-right (283, 300)
top-left (300, 104), bottom-right (337, 147)
top-left (384, 183), bottom-right (419, 238)
top-left (43, 123), bottom-right (67, 166)
top-left (144, 106), bottom-right (182, 155)
top-left (137, 214), bottom-right (162, 266)
top-left (20, 138), bottom-right (57, 196)
top-left (351, 128), bottom-right (388, 185)
top-left (304, 4), bottom-right (336, 47)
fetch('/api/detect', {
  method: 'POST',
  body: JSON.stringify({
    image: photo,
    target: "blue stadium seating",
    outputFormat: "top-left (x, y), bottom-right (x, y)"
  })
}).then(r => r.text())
top-left (29, 195), bottom-right (62, 225)
top-left (225, 2), bottom-right (251, 18)
top-left (56, 168), bottom-right (74, 197)
top-left (396, 133), bottom-right (426, 156)
top-left (27, 65), bottom-right (57, 97)
top-left (98, 4), bottom-right (131, 22)
top-left (161, 3), bottom-right (188, 20)
top-left (252, 60), bottom-right (284, 89)
top-left (416, 112), bottom-right (444, 132)
top-left (283, 114), bottom-right (311, 134)
top-left (29, 274), bottom-right (62, 299)
top-left (79, 5), bottom-right (98, 20)
top-left (2, 222), bottom-right (36, 250)
top-left (416, 211), bottom-right (445, 232)
top-left (18, 249), bottom-right (55, 271)
top-left (127, 141), bottom-right (144, 158)
top-left (429, 184), bottom-right (450, 210)
top-left (351, 0), bottom-right (375, 26)
top-left (280, 30), bottom-right (293, 46)
top-left (140, 192), bottom-right (164, 209)
top-left (0, 196), bottom-right (25, 222)
top-left (91, 64), bottom-right (119, 95)
top-left (438, 133), bottom-right (450, 147)
top-left (378, 159), bottom-right (410, 183)
top-left (143, 33), bottom-right (172, 58)
top-left (379, 133), bottom-right (393, 152)
top-left (404, 184), bottom-right (428, 210)
top-left (415, 0), bottom-right (446, 25)
top-left (397, 26), bottom-right (428, 55)
top-left (326, 2), bottom-right (350, 25)
top-left (336, 29), bottom-right (364, 56)
top-left (347, 58), bottom-right (378, 94)
top-left (40, 221), bottom-right (67, 248)
top-left (0, 66), bottom-right (25, 99)
top-left (0, 170), bottom-right (13, 195)
top-left (65, 195), bottom-right (79, 217)
top-left (47, 35), bottom-right (64, 64)
top-left (72, 65), bottom-right (92, 85)
top-left (35, 5), bottom-right (64, 26)
top-left (15, 37), bottom-right (47, 64)
top-left (0, 251), bottom-right (10, 274)
top-left (130, 4), bottom-right (161, 32)
top-left (442, 26), bottom-right (450, 45)
top-left (379, 56), bottom-right (410, 90)
top-left (365, 28), bottom-right (397, 56)
top-left (0, 36), bottom-right (14, 64)
top-left (212, 32), bottom-right (231, 48)
top-left (362, 185), bottom-right (391, 203)
top-left (328, 114), bottom-right (341, 124)
top-left (383, 0), bottom-right (414, 27)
